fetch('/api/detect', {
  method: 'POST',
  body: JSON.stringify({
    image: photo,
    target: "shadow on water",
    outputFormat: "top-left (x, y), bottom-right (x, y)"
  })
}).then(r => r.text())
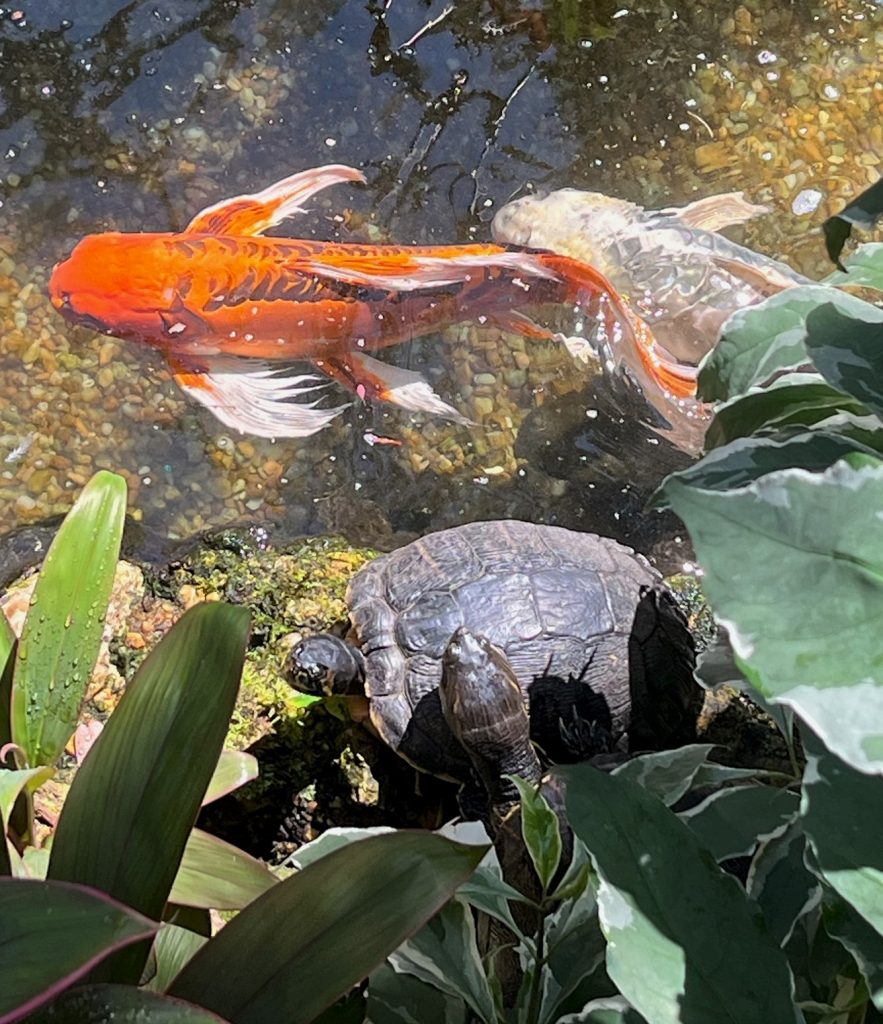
top-left (0, 0), bottom-right (879, 564)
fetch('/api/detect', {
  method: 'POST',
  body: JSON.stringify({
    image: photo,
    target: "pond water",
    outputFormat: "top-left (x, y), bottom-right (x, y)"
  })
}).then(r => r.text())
top-left (0, 0), bottom-right (879, 567)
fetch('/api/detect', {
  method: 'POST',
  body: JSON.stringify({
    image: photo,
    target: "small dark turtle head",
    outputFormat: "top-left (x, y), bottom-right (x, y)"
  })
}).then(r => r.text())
top-left (285, 634), bottom-right (366, 696)
top-left (440, 627), bottom-right (541, 804)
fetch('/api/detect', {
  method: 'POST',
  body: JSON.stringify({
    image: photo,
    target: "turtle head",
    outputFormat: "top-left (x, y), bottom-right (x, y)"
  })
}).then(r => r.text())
top-left (286, 634), bottom-right (366, 696)
top-left (440, 627), bottom-right (541, 802)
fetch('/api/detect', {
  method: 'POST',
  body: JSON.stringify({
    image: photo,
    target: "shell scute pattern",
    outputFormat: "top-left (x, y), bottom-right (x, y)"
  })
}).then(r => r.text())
top-left (529, 567), bottom-right (614, 639)
top-left (345, 521), bottom-right (695, 775)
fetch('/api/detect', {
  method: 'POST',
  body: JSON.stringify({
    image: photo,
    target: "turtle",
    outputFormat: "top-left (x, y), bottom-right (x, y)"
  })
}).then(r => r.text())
top-left (287, 519), bottom-right (701, 789)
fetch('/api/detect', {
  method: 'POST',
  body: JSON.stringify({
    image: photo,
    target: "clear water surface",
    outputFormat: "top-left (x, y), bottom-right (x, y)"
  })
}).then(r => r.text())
top-left (0, 0), bottom-right (879, 566)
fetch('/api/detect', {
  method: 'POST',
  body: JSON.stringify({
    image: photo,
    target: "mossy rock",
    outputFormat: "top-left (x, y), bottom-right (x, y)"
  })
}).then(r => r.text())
top-left (148, 528), bottom-right (378, 751)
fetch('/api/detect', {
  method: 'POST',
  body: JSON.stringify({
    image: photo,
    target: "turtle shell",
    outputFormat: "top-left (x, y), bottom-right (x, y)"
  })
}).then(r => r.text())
top-left (347, 519), bottom-right (698, 780)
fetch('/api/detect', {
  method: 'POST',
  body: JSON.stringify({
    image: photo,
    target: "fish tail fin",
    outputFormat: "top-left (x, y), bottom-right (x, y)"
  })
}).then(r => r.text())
top-left (538, 252), bottom-right (699, 399)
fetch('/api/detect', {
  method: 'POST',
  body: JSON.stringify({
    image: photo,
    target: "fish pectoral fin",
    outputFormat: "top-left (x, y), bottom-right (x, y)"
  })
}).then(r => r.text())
top-left (316, 352), bottom-right (472, 425)
top-left (300, 248), bottom-right (559, 292)
top-left (665, 191), bottom-right (770, 231)
top-left (486, 311), bottom-right (556, 341)
top-left (185, 165), bottom-right (366, 236)
top-left (707, 253), bottom-right (799, 295)
top-left (170, 356), bottom-right (350, 438)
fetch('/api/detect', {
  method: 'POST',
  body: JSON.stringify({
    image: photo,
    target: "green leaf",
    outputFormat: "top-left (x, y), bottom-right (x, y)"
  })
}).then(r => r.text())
top-left (679, 785), bottom-right (799, 861)
top-left (699, 286), bottom-right (881, 402)
top-left (510, 775), bottom-right (562, 891)
top-left (705, 376), bottom-right (863, 450)
top-left (540, 881), bottom-right (606, 1024)
top-left (0, 878), bottom-right (157, 1024)
top-left (612, 744), bottom-right (716, 805)
top-left (169, 827), bottom-right (277, 910)
top-left (801, 733), bottom-right (883, 941)
top-left (824, 242), bottom-right (883, 291)
top-left (824, 896), bottom-right (883, 1011)
top-left (169, 832), bottom-right (486, 1024)
top-left (0, 766), bottom-right (52, 874)
top-left (457, 863), bottom-right (525, 934)
top-left (823, 179), bottom-right (883, 268)
top-left (47, 603), bottom-right (250, 983)
top-left (748, 822), bottom-right (821, 947)
top-left (388, 897), bottom-right (497, 1024)
top-left (562, 763), bottom-right (801, 1024)
top-left (202, 751), bottom-right (258, 806)
top-left (661, 459), bottom-right (883, 773)
top-left (368, 963), bottom-right (468, 1024)
top-left (558, 998), bottom-right (646, 1023)
top-left (146, 925), bottom-right (208, 994)
top-left (0, 610), bottom-right (15, 753)
top-left (24, 983), bottom-right (231, 1023)
top-left (699, 287), bottom-right (830, 401)
top-left (804, 302), bottom-right (883, 422)
top-left (654, 430), bottom-right (877, 505)
top-left (11, 471), bottom-right (127, 768)
top-left (283, 825), bottom-right (394, 869)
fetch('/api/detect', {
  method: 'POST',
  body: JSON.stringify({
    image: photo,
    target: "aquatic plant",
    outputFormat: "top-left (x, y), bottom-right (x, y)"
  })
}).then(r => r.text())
top-left (0, 473), bottom-right (484, 1023)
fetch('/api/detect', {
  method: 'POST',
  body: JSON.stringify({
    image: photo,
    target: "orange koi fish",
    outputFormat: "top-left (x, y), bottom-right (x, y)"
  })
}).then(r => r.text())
top-left (49, 164), bottom-right (691, 439)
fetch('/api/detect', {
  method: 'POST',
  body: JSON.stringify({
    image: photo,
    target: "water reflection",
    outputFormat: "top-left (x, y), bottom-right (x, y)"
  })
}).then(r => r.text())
top-left (0, 0), bottom-right (879, 566)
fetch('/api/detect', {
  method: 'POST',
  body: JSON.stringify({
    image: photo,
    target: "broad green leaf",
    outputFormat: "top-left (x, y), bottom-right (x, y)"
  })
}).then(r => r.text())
top-left (661, 459), bottom-right (883, 773)
top-left (824, 897), bottom-right (883, 1011)
top-left (0, 878), bottom-right (157, 1024)
top-left (679, 785), bottom-right (799, 861)
top-left (748, 822), bottom-right (821, 947)
top-left (562, 763), bottom-right (801, 1024)
top-left (824, 242), bottom-right (883, 291)
top-left (146, 925), bottom-right (208, 994)
top-left (804, 303), bottom-right (883, 421)
top-left (389, 897), bottom-right (496, 1024)
top-left (11, 471), bottom-right (126, 768)
top-left (655, 431), bottom-right (877, 505)
top-left (510, 775), bottom-right (562, 891)
top-left (169, 832), bottom-right (486, 1024)
top-left (801, 733), bottom-right (883, 940)
top-left (48, 603), bottom-right (250, 984)
top-left (368, 963), bottom-right (469, 1024)
top-left (699, 286), bottom-right (878, 401)
top-left (169, 827), bottom-right (276, 910)
top-left (559, 998), bottom-right (646, 1023)
top-left (202, 751), bottom-right (258, 806)
top-left (24, 983), bottom-right (230, 1023)
top-left (612, 744), bottom-right (715, 805)
top-left (705, 376), bottom-right (863, 450)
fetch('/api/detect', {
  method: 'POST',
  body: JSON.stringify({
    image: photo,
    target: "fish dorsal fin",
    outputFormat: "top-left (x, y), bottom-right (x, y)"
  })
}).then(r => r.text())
top-left (664, 191), bottom-right (769, 231)
top-left (298, 247), bottom-right (560, 291)
top-left (185, 164), bottom-right (366, 236)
